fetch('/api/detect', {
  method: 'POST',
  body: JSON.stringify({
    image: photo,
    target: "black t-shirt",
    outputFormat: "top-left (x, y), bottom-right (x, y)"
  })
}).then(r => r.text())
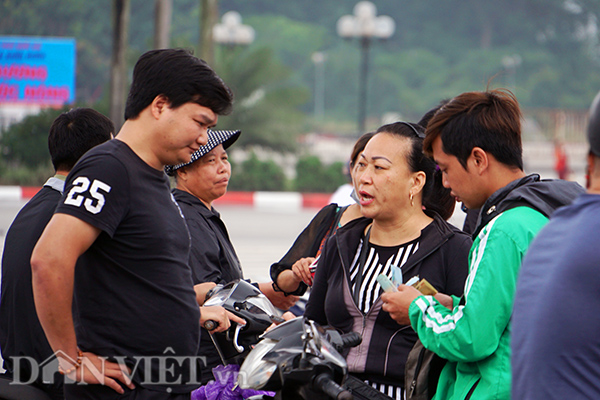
top-left (56, 140), bottom-right (200, 392)
top-left (0, 183), bottom-right (64, 395)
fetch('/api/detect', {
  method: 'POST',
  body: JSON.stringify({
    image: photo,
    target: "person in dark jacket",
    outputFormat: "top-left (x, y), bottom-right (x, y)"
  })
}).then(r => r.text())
top-left (0, 108), bottom-right (114, 400)
top-left (304, 122), bottom-right (471, 400)
top-left (166, 129), bottom-right (297, 383)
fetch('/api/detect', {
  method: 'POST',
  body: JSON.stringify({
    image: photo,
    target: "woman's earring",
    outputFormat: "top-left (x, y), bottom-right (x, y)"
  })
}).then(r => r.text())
top-left (409, 192), bottom-right (414, 207)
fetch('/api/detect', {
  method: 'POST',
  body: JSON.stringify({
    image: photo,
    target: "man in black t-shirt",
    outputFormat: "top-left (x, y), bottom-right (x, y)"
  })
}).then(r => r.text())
top-left (0, 108), bottom-right (113, 400)
top-left (31, 49), bottom-right (241, 400)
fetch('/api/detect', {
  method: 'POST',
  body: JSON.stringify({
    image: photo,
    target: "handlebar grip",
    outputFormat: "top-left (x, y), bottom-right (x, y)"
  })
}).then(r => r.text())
top-left (204, 320), bottom-right (218, 331)
top-left (340, 332), bottom-right (362, 349)
top-left (313, 373), bottom-right (353, 400)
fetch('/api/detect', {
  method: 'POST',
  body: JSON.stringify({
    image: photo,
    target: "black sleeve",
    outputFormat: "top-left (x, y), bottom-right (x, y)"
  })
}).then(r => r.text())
top-left (56, 153), bottom-right (129, 237)
top-left (269, 204), bottom-right (339, 295)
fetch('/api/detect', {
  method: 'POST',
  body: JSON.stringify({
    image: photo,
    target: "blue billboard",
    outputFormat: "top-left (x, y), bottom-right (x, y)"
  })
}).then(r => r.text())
top-left (0, 36), bottom-right (76, 106)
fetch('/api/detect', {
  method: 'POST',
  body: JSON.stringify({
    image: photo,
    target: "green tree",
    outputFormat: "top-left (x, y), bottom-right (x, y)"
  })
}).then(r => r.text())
top-left (214, 45), bottom-right (309, 152)
top-left (228, 152), bottom-right (287, 191)
top-left (0, 106), bottom-right (68, 168)
top-left (294, 155), bottom-right (346, 192)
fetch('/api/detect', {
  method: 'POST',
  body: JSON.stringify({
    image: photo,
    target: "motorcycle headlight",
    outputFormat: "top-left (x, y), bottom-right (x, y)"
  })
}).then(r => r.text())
top-left (237, 338), bottom-right (277, 389)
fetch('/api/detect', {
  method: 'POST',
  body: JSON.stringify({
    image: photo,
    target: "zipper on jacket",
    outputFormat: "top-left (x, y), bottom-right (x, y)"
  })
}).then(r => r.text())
top-left (352, 315), bottom-right (367, 371)
top-left (338, 236), bottom-right (369, 372)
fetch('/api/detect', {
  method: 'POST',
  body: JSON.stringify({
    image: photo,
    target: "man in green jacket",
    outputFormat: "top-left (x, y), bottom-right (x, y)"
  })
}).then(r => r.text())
top-left (381, 89), bottom-right (583, 400)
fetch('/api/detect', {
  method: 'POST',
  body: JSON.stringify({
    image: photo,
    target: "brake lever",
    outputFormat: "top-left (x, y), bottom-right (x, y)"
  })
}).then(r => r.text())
top-left (233, 323), bottom-right (245, 353)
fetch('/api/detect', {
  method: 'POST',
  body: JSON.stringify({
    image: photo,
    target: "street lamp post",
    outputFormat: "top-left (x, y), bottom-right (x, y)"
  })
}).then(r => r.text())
top-left (213, 11), bottom-right (255, 46)
top-left (311, 51), bottom-right (326, 121)
top-left (337, 1), bottom-right (395, 134)
top-left (502, 54), bottom-right (522, 91)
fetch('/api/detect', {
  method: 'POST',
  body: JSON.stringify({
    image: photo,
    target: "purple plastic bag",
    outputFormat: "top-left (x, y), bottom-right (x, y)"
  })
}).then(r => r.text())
top-left (192, 364), bottom-right (275, 400)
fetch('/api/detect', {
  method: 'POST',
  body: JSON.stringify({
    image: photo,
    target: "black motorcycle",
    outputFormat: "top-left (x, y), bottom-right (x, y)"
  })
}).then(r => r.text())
top-left (237, 317), bottom-right (393, 400)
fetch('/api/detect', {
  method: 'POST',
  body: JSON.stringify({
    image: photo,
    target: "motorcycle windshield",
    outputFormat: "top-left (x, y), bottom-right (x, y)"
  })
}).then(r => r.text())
top-left (204, 280), bottom-right (282, 321)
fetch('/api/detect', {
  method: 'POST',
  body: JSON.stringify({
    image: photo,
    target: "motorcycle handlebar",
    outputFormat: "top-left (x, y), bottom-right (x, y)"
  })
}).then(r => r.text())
top-left (204, 320), bottom-right (218, 331)
top-left (313, 373), bottom-right (353, 400)
top-left (340, 332), bottom-right (362, 349)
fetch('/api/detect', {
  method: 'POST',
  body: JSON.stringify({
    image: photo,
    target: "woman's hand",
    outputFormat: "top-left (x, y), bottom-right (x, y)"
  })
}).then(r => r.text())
top-left (274, 256), bottom-right (316, 293)
top-left (291, 257), bottom-right (316, 286)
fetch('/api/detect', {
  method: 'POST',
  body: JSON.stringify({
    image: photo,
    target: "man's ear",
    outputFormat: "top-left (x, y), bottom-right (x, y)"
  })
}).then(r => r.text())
top-left (587, 152), bottom-right (596, 172)
top-left (150, 94), bottom-right (170, 119)
top-left (585, 152), bottom-right (596, 189)
top-left (470, 147), bottom-right (489, 174)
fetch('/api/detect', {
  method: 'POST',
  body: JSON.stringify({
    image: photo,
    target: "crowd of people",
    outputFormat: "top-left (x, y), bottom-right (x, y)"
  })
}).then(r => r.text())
top-left (0, 47), bottom-right (597, 400)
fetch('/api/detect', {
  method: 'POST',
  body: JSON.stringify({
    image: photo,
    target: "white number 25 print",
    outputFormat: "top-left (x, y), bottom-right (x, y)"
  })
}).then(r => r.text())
top-left (64, 177), bottom-right (112, 214)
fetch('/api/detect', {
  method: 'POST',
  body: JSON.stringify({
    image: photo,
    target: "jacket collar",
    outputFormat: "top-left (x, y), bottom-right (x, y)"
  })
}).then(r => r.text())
top-left (472, 173), bottom-right (585, 238)
top-left (479, 174), bottom-right (539, 220)
top-left (44, 175), bottom-right (66, 194)
top-left (172, 188), bottom-right (220, 219)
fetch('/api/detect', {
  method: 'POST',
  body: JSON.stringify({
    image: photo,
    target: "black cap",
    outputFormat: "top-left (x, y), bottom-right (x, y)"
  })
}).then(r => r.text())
top-left (165, 129), bottom-right (241, 176)
top-left (588, 91), bottom-right (600, 157)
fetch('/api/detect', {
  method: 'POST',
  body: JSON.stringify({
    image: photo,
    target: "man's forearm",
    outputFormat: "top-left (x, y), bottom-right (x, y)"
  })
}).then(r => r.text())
top-left (31, 255), bottom-right (79, 361)
top-left (30, 213), bottom-right (100, 362)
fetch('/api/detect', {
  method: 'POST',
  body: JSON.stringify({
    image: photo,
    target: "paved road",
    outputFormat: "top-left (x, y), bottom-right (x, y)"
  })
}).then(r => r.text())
top-left (0, 200), bottom-right (318, 283)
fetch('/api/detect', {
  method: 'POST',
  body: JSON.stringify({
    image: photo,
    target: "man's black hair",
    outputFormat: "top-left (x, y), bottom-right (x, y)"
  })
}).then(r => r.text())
top-left (48, 108), bottom-right (114, 172)
top-left (587, 90), bottom-right (600, 157)
top-left (124, 49), bottom-right (234, 120)
top-left (424, 89), bottom-right (523, 171)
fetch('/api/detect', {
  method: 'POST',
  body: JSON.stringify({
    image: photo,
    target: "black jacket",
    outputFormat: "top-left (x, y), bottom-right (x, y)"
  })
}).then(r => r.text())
top-left (305, 213), bottom-right (471, 386)
top-left (172, 188), bottom-right (243, 285)
top-left (172, 188), bottom-right (244, 383)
